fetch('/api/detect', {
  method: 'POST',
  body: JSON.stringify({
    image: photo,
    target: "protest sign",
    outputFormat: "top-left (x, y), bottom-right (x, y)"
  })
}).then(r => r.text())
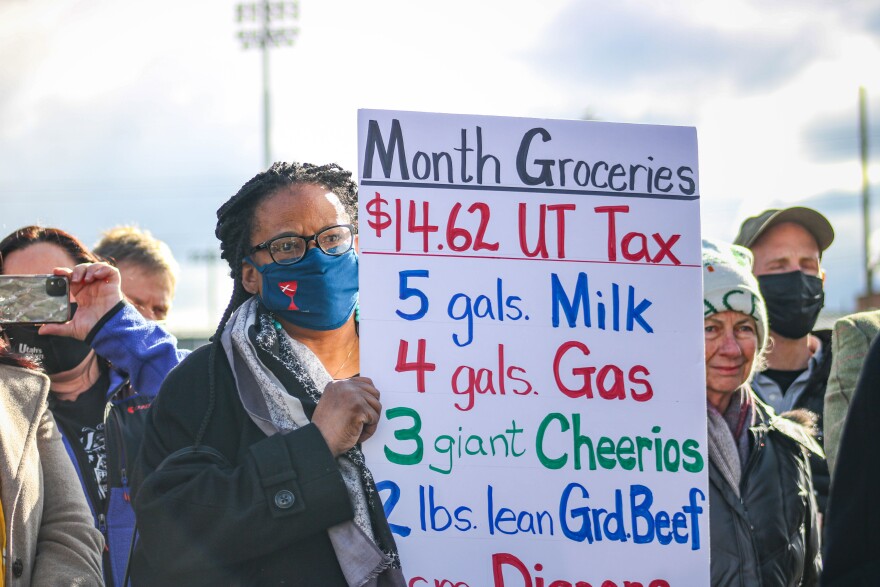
top-left (358, 109), bottom-right (708, 587)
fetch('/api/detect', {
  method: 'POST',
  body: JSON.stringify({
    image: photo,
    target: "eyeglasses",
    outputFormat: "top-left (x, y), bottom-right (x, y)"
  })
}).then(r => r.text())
top-left (247, 224), bottom-right (355, 265)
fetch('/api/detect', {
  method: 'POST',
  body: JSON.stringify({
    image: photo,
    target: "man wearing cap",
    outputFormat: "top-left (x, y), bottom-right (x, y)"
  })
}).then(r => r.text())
top-left (734, 206), bottom-right (834, 516)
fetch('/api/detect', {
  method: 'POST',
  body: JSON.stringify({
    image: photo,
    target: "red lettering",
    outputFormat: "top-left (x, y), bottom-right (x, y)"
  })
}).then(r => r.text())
top-left (395, 198), bottom-right (402, 252)
top-left (553, 341), bottom-right (595, 399)
top-left (621, 232), bottom-right (650, 262)
top-left (446, 202), bottom-right (472, 252)
top-left (493, 552), bottom-right (532, 587)
top-left (597, 365), bottom-right (625, 400)
top-left (490, 552), bottom-right (667, 587)
top-left (408, 577), bottom-right (470, 587)
top-left (629, 365), bottom-right (654, 401)
top-left (594, 206), bottom-right (681, 265)
top-left (594, 205), bottom-right (629, 261)
top-left (452, 344), bottom-right (532, 411)
top-left (650, 233), bottom-right (681, 265)
top-left (508, 365), bottom-right (533, 395)
top-left (547, 203), bottom-right (576, 259)
top-left (408, 200), bottom-right (438, 252)
top-left (468, 202), bottom-right (499, 251)
top-left (395, 339), bottom-right (436, 393)
top-left (553, 342), bottom-right (654, 402)
top-left (518, 203), bottom-right (549, 259)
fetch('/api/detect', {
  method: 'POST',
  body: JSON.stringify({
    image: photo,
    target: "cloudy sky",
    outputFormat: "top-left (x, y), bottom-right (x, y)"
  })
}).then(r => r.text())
top-left (1, 0), bottom-right (878, 332)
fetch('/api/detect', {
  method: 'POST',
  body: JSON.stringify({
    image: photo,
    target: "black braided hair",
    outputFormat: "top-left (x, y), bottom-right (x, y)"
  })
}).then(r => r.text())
top-left (195, 162), bottom-right (359, 446)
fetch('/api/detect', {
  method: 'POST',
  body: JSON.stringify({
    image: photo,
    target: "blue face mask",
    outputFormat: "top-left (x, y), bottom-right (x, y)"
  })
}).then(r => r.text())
top-left (247, 248), bottom-right (359, 331)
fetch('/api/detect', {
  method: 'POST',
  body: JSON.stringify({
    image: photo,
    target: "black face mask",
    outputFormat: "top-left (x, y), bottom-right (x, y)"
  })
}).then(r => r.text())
top-left (757, 271), bottom-right (825, 339)
top-left (2, 324), bottom-right (92, 375)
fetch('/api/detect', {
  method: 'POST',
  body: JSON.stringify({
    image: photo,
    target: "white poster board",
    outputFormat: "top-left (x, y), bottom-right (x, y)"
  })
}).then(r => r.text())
top-left (358, 109), bottom-right (708, 587)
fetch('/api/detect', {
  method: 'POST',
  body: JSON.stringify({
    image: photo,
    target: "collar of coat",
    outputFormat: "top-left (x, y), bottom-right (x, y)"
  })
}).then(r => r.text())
top-left (750, 392), bottom-right (825, 458)
top-left (0, 364), bottom-right (50, 497)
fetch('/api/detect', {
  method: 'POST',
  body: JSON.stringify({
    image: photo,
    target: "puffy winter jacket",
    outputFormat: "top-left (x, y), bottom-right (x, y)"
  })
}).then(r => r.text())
top-left (710, 397), bottom-right (822, 587)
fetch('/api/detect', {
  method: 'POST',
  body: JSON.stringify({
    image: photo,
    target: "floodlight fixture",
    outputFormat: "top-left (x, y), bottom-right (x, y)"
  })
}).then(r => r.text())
top-left (235, 1), bottom-right (299, 167)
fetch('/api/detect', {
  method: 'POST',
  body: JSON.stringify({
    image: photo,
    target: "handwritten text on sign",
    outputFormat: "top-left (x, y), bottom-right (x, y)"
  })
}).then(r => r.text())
top-left (358, 110), bottom-right (708, 587)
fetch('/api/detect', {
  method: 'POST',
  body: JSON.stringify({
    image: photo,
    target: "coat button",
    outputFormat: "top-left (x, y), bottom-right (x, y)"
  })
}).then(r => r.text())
top-left (12, 558), bottom-right (23, 577)
top-left (274, 489), bottom-right (295, 509)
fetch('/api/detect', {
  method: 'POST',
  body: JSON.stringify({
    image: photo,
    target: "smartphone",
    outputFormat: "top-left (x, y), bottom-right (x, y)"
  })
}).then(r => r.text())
top-left (0, 275), bottom-right (71, 324)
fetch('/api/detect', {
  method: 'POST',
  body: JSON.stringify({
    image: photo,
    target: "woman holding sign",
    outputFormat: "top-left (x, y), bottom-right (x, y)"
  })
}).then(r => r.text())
top-left (131, 162), bottom-right (404, 586)
top-left (702, 239), bottom-right (821, 586)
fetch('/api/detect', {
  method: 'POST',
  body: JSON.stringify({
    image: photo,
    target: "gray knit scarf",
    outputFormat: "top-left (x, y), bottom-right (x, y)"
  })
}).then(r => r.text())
top-left (221, 298), bottom-right (404, 587)
top-left (706, 387), bottom-right (754, 497)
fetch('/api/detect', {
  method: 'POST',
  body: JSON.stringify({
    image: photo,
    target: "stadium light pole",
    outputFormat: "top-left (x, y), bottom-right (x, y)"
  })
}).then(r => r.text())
top-left (860, 87), bottom-right (873, 297)
top-left (236, 1), bottom-right (299, 169)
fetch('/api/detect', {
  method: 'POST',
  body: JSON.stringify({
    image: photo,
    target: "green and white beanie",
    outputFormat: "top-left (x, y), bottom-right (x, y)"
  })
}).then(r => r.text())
top-left (702, 238), bottom-right (768, 350)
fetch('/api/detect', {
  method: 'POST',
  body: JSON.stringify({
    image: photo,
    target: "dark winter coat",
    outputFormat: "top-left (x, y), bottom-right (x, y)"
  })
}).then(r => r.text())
top-left (130, 343), bottom-right (383, 586)
top-left (710, 396), bottom-right (822, 587)
top-left (822, 333), bottom-right (880, 586)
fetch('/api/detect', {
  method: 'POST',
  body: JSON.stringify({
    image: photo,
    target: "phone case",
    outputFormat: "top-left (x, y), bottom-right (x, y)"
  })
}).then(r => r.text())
top-left (0, 275), bottom-right (71, 324)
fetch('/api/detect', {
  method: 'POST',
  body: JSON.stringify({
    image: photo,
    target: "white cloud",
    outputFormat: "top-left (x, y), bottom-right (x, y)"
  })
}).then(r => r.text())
top-left (1, 0), bottom-right (879, 324)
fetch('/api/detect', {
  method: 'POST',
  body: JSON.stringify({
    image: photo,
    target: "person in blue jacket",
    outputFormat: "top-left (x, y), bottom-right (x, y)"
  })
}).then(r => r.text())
top-left (0, 225), bottom-right (188, 587)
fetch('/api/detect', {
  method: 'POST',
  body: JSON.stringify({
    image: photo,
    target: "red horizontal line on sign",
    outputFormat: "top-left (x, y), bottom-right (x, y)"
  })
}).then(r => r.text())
top-left (361, 250), bottom-right (700, 267)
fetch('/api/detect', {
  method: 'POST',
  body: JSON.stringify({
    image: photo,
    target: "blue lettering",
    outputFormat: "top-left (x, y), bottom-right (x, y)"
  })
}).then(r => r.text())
top-left (672, 511), bottom-right (689, 545)
top-left (551, 272), bottom-right (590, 328)
top-left (630, 484), bottom-right (655, 544)
top-left (655, 510), bottom-right (672, 545)
top-left (559, 482), bottom-right (593, 543)
top-left (626, 285), bottom-right (653, 333)
top-left (684, 487), bottom-right (705, 550)
top-left (489, 485), bottom-right (554, 536)
top-left (447, 279), bottom-right (526, 346)
top-left (447, 293), bottom-right (474, 347)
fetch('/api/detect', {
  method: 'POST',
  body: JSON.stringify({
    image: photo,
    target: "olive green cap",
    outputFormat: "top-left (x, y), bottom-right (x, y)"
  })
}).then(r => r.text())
top-left (734, 207), bottom-right (834, 252)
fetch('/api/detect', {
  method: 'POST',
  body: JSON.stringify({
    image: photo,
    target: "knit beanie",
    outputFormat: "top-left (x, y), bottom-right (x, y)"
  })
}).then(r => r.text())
top-left (702, 238), bottom-right (768, 350)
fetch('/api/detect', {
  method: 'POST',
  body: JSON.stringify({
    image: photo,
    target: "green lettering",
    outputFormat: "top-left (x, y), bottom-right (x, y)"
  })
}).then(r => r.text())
top-left (636, 436), bottom-right (653, 472)
top-left (663, 439), bottom-right (681, 472)
top-left (616, 437), bottom-right (636, 470)
top-left (681, 439), bottom-right (704, 472)
top-left (506, 421), bottom-right (526, 457)
top-left (430, 434), bottom-right (453, 474)
top-left (597, 437), bottom-right (616, 469)
top-left (572, 414), bottom-right (597, 470)
top-left (536, 413), bottom-right (569, 469)
top-left (384, 406), bottom-right (424, 465)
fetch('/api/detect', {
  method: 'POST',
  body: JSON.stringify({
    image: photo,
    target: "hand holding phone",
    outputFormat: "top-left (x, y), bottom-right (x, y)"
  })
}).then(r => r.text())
top-left (0, 275), bottom-right (71, 324)
top-left (38, 263), bottom-right (125, 341)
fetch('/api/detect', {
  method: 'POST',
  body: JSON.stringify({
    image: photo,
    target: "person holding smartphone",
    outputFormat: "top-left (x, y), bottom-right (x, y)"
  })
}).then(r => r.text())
top-left (0, 226), bottom-right (188, 587)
